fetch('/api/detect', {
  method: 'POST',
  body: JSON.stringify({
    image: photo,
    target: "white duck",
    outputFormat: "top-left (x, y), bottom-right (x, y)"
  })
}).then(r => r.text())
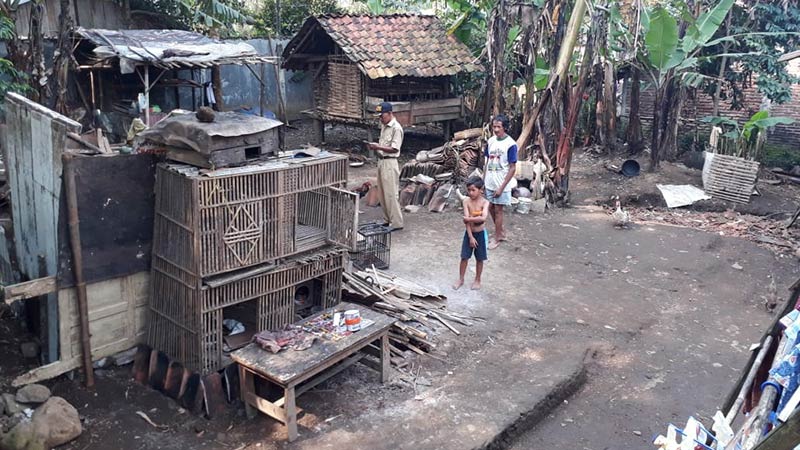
top-left (612, 196), bottom-right (630, 228)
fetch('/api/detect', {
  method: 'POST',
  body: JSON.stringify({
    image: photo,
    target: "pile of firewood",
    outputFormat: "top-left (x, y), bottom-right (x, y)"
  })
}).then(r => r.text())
top-left (342, 269), bottom-right (483, 368)
top-left (452, 128), bottom-right (485, 181)
top-left (400, 128), bottom-right (485, 183)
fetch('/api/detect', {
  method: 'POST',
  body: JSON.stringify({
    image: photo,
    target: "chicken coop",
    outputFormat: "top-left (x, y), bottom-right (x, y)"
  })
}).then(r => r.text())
top-left (282, 14), bottom-right (480, 140)
top-left (147, 151), bottom-right (357, 374)
top-left (151, 155), bottom-right (353, 278)
top-left (149, 247), bottom-right (345, 374)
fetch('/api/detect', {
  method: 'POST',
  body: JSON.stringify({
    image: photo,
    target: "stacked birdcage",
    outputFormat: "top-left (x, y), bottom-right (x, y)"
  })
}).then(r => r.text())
top-left (145, 116), bottom-right (357, 374)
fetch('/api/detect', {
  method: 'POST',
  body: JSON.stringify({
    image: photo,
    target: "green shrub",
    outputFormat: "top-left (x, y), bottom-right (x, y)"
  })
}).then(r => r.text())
top-left (761, 144), bottom-right (800, 169)
top-left (678, 131), bottom-right (709, 155)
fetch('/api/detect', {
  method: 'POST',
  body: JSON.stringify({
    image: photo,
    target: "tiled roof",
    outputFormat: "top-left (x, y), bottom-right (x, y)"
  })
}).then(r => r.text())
top-left (286, 14), bottom-right (480, 79)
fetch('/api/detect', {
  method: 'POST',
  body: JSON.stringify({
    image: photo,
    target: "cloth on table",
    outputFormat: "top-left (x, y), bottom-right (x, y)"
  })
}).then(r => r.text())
top-left (252, 325), bottom-right (317, 353)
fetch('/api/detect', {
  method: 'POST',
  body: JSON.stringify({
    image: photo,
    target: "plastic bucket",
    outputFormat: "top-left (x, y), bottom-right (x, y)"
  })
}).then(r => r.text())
top-left (621, 160), bottom-right (641, 177)
top-left (516, 197), bottom-right (532, 214)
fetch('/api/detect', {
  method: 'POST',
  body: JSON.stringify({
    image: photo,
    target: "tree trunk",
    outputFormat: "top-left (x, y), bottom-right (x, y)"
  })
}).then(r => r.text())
top-left (603, 61), bottom-right (617, 151)
top-left (555, 9), bottom-right (599, 183)
top-left (662, 80), bottom-right (685, 160)
top-left (275, 0), bottom-right (282, 36)
top-left (29, 1), bottom-right (48, 103)
top-left (50, 0), bottom-right (73, 114)
top-left (593, 62), bottom-right (605, 147)
top-left (649, 83), bottom-right (666, 171)
top-left (711, 13), bottom-right (732, 116)
top-left (484, 0), bottom-right (509, 120)
top-left (626, 67), bottom-right (643, 153)
top-left (517, 0), bottom-right (588, 150)
top-left (209, 29), bottom-right (224, 111)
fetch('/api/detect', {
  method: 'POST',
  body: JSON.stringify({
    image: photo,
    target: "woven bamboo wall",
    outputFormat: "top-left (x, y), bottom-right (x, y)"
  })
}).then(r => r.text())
top-left (325, 60), bottom-right (364, 119)
top-left (147, 249), bottom-right (345, 374)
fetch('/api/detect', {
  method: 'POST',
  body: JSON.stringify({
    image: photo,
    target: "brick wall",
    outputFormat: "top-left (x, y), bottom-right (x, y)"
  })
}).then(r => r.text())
top-left (623, 70), bottom-right (800, 148)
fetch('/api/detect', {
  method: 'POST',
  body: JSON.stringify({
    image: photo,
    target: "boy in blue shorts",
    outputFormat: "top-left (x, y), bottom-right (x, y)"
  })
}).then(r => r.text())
top-left (454, 176), bottom-right (490, 290)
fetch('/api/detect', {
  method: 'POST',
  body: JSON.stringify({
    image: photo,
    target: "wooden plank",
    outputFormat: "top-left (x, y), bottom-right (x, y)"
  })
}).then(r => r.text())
top-left (244, 390), bottom-right (288, 423)
top-left (12, 337), bottom-right (138, 387)
top-left (414, 98), bottom-right (463, 109)
top-left (413, 112), bottom-right (463, 124)
top-left (5, 93), bottom-right (81, 129)
top-left (380, 334), bottom-right (390, 383)
top-left (56, 154), bottom-right (156, 287)
top-left (410, 105), bottom-right (462, 118)
top-left (3, 276), bottom-right (57, 303)
top-left (454, 128), bottom-right (483, 141)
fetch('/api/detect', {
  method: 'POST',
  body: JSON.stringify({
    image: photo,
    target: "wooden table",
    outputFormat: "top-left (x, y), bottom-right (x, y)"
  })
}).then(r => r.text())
top-left (230, 303), bottom-right (395, 442)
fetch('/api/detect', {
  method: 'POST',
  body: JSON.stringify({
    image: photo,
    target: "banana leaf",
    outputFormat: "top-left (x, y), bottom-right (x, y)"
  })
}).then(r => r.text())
top-left (645, 7), bottom-right (679, 73)
top-left (682, 0), bottom-right (734, 54)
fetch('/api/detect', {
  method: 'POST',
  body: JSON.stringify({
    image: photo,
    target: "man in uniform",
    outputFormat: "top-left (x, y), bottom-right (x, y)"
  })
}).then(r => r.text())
top-left (367, 102), bottom-right (404, 231)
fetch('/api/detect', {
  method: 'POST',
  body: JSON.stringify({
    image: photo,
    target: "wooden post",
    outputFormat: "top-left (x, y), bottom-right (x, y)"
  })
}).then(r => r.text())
top-left (143, 67), bottom-right (150, 126)
top-left (260, 63), bottom-right (266, 118)
top-left (285, 385), bottom-right (298, 442)
top-left (380, 334), bottom-right (390, 383)
top-left (271, 42), bottom-right (287, 150)
top-left (62, 153), bottom-right (94, 388)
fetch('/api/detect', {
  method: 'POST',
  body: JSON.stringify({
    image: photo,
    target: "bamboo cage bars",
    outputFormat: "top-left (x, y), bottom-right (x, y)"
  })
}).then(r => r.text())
top-left (148, 249), bottom-right (345, 374)
top-left (147, 152), bottom-right (354, 374)
top-left (152, 154), bottom-right (349, 277)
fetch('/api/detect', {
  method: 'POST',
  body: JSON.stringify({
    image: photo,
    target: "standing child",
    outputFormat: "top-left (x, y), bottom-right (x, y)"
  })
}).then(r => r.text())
top-left (454, 176), bottom-right (490, 290)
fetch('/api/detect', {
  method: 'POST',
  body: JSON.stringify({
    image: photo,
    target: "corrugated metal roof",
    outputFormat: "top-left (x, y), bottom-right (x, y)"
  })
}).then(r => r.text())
top-left (75, 28), bottom-right (279, 74)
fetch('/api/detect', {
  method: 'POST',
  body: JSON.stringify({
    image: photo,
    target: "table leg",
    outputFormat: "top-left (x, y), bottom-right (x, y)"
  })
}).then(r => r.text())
top-left (239, 365), bottom-right (256, 419)
top-left (380, 333), bottom-right (390, 383)
top-left (285, 385), bottom-right (298, 442)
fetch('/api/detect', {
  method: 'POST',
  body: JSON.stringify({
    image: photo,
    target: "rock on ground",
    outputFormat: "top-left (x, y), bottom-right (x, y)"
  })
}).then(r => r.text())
top-left (31, 397), bottom-right (81, 448)
top-left (0, 420), bottom-right (47, 450)
top-left (2, 394), bottom-right (22, 416)
top-left (15, 385), bottom-right (50, 405)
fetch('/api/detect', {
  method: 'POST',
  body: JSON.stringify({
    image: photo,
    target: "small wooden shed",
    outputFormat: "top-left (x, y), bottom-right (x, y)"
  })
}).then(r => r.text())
top-left (282, 14), bottom-right (480, 139)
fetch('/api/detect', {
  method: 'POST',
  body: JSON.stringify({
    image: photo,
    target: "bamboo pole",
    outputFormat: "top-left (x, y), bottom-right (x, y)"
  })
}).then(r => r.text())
top-left (63, 153), bottom-right (94, 388)
top-left (738, 336), bottom-right (791, 450)
top-left (726, 335), bottom-right (774, 424)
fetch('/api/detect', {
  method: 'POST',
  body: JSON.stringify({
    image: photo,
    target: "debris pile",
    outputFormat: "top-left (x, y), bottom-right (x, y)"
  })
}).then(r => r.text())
top-left (400, 127), bottom-right (485, 183)
top-left (629, 208), bottom-right (799, 256)
top-left (343, 269), bottom-right (483, 368)
top-left (397, 128), bottom-right (485, 212)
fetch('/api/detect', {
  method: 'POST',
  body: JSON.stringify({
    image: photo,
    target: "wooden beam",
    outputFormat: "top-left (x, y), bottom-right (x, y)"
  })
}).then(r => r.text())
top-left (3, 276), bottom-right (57, 304)
top-left (12, 357), bottom-right (81, 387)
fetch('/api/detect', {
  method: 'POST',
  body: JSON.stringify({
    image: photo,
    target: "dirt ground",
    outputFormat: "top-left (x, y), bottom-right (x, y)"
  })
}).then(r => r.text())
top-left (1, 122), bottom-right (799, 449)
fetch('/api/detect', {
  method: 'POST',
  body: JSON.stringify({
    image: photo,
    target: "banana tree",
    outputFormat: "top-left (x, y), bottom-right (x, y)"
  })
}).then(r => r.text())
top-left (637, 0), bottom-right (737, 170)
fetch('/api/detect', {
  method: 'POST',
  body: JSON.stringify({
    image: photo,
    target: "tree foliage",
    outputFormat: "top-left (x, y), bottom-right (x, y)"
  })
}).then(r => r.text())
top-left (129, 0), bottom-right (251, 35)
top-left (699, 1), bottom-right (800, 108)
top-left (253, 0), bottom-right (341, 37)
top-left (0, 3), bottom-right (31, 101)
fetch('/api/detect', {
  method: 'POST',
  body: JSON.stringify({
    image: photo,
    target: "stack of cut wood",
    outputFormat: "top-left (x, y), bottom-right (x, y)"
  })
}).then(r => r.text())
top-left (342, 269), bottom-right (483, 368)
top-left (453, 128), bottom-right (485, 181)
top-left (400, 161), bottom-right (448, 180)
top-left (456, 141), bottom-right (483, 180)
top-left (400, 127), bottom-right (484, 183)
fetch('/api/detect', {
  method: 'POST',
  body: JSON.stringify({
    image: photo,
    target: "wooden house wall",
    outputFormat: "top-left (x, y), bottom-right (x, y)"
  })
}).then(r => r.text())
top-left (5, 94), bottom-right (152, 384)
top-left (14, 0), bottom-right (130, 38)
top-left (4, 93), bottom-right (81, 363)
